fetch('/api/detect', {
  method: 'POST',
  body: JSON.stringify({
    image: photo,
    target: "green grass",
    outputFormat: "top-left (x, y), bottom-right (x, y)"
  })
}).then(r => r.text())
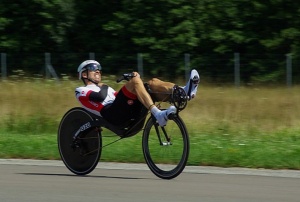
top-left (0, 133), bottom-right (59, 160)
top-left (0, 77), bottom-right (300, 169)
top-left (0, 128), bottom-right (299, 169)
top-left (189, 128), bottom-right (300, 169)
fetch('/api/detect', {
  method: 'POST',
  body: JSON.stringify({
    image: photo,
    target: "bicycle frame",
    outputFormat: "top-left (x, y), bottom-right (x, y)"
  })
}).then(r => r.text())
top-left (72, 108), bottom-right (148, 140)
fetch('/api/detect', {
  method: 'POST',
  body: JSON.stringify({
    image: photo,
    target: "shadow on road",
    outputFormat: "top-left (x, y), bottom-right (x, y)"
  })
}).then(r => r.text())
top-left (18, 172), bottom-right (152, 180)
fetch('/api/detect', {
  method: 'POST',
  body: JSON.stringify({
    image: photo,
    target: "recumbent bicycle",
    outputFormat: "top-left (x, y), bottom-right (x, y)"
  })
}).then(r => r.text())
top-left (58, 73), bottom-right (190, 179)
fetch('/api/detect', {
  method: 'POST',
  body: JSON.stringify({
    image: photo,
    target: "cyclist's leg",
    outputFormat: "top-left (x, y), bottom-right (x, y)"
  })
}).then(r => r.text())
top-left (120, 74), bottom-right (170, 123)
top-left (124, 72), bottom-right (154, 109)
top-left (147, 78), bottom-right (175, 102)
top-left (122, 72), bottom-right (176, 127)
top-left (148, 70), bottom-right (200, 101)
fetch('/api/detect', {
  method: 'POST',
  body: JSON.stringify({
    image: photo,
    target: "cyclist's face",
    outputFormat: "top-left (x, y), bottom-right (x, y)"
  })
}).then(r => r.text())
top-left (88, 69), bottom-right (101, 83)
top-left (82, 69), bottom-right (101, 84)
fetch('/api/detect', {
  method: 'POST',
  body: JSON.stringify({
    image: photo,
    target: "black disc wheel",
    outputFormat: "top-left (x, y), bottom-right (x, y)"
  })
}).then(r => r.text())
top-left (58, 107), bottom-right (102, 175)
top-left (142, 115), bottom-right (189, 179)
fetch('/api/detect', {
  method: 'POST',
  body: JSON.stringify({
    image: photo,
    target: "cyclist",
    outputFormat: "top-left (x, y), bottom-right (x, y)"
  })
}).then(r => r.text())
top-left (75, 60), bottom-right (199, 127)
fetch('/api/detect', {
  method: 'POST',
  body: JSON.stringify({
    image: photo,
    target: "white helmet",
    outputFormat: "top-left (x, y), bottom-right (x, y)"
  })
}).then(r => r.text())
top-left (77, 60), bottom-right (102, 79)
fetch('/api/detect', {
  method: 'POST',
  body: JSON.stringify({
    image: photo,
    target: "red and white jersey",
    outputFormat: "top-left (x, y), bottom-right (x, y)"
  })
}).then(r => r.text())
top-left (75, 84), bottom-right (117, 116)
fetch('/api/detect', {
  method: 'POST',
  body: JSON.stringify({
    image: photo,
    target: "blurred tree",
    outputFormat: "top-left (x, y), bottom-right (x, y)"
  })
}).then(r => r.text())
top-left (0, 0), bottom-right (299, 83)
top-left (0, 0), bottom-right (75, 74)
top-left (191, 0), bottom-right (300, 83)
top-left (0, 0), bottom-right (75, 52)
top-left (66, 0), bottom-right (126, 73)
top-left (102, 0), bottom-right (200, 76)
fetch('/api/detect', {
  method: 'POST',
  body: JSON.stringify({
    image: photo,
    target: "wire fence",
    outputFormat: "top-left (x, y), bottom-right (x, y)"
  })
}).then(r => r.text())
top-left (1, 52), bottom-right (299, 87)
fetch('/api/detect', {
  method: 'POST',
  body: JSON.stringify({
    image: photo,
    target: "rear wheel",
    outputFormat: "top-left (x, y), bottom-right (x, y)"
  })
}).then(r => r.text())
top-left (58, 107), bottom-right (102, 175)
top-left (142, 115), bottom-right (189, 179)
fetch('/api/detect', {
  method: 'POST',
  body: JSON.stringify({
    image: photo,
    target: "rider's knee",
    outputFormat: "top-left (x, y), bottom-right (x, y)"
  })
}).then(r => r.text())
top-left (131, 74), bottom-right (143, 83)
top-left (127, 74), bottom-right (144, 90)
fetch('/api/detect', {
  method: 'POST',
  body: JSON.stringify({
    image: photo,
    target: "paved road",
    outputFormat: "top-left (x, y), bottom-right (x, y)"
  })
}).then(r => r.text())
top-left (0, 159), bottom-right (300, 202)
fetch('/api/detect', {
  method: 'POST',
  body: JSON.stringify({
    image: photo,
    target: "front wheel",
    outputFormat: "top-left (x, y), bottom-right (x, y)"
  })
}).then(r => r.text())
top-left (58, 107), bottom-right (102, 175)
top-left (142, 115), bottom-right (189, 179)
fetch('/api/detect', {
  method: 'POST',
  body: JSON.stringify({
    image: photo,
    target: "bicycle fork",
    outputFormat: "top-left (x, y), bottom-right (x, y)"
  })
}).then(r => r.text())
top-left (154, 123), bottom-right (172, 146)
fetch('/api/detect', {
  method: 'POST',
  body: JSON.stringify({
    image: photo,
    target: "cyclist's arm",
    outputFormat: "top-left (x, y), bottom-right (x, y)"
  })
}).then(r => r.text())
top-left (89, 91), bottom-right (105, 102)
top-left (75, 86), bottom-right (104, 102)
top-left (75, 85), bottom-right (105, 102)
top-left (76, 85), bottom-right (117, 103)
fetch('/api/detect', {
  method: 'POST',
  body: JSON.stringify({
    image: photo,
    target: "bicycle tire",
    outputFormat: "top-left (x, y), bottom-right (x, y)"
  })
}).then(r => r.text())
top-left (58, 107), bottom-right (102, 175)
top-left (142, 115), bottom-right (189, 179)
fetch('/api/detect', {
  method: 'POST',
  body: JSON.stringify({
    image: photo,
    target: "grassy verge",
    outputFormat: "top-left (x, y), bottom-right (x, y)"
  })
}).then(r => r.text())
top-left (0, 127), bottom-right (299, 169)
top-left (0, 78), bottom-right (300, 169)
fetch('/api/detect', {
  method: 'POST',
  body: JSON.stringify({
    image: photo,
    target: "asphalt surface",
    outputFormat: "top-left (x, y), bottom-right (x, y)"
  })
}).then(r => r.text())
top-left (0, 159), bottom-right (300, 202)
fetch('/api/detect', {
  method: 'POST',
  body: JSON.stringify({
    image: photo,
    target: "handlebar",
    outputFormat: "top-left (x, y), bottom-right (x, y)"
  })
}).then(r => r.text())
top-left (116, 73), bottom-right (136, 83)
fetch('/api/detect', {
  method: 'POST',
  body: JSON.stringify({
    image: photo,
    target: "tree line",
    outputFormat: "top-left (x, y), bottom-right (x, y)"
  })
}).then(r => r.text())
top-left (0, 0), bottom-right (299, 83)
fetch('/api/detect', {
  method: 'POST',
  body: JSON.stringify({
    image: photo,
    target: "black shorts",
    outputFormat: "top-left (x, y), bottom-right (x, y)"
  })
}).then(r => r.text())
top-left (100, 86), bottom-right (145, 126)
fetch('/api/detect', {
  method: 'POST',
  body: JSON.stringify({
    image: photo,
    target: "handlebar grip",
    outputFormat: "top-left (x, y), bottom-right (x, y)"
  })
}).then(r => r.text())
top-left (116, 73), bottom-right (135, 83)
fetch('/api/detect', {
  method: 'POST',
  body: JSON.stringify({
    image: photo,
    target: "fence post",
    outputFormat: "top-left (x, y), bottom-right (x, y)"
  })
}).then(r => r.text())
top-left (234, 52), bottom-right (240, 87)
top-left (286, 53), bottom-right (292, 88)
top-left (1, 53), bottom-right (7, 79)
top-left (184, 53), bottom-right (190, 81)
top-left (137, 53), bottom-right (143, 78)
top-left (45, 53), bottom-right (51, 79)
top-left (89, 52), bottom-right (95, 60)
top-left (45, 52), bottom-right (59, 81)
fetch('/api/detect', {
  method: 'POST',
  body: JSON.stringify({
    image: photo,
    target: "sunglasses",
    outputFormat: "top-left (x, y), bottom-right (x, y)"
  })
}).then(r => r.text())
top-left (84, 63), bottom-right (102, 72)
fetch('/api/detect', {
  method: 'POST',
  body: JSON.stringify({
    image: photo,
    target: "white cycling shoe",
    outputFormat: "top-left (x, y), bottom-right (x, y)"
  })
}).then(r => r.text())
top-left (155, 106), bottom-right (177, 126)
top-left (183, 69), bottom-right (200, 100)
